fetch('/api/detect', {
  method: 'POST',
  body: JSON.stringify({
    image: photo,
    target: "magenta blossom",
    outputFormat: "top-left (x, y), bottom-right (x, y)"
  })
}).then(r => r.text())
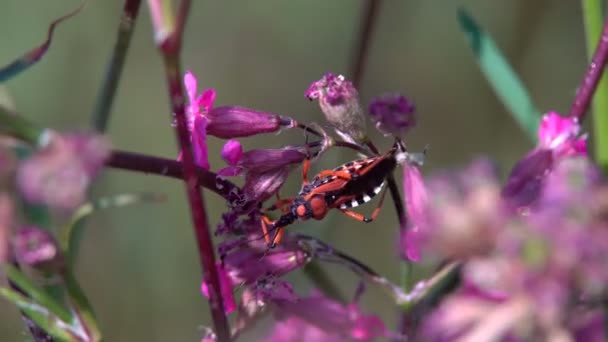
top-left (13, 226), bottom-right (64, 273)
top-left (217, 139), bottom-right (243, 176)
top-left (202, 235), bottom-right (310, 314)
top-left (400, 162), bottom-right (428, 262)
top-left (502, 111), bottom-right (587, 209)
top-left (17, 132), bottom-right (110, 210)
top-left (271, 292), bottom-right (396, 341)
top-left (177, 71), bottom-right (215, 169)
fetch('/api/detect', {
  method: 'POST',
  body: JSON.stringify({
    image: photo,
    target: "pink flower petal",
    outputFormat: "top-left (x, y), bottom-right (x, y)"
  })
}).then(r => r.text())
top-left (184, 71), bottom-right (198, 105)
top-left (220, 140), bottom-right (243, 167)
top-left (401, 225), bottom-right (422, 262)
top-left (217, 166), bottom-right (242, 177)
top-left (198, 88), bottom-right (216, 112)
top-left (192, 116), bottom-right (210, 170)
top-left (403, 163), bottom-right (428, 230)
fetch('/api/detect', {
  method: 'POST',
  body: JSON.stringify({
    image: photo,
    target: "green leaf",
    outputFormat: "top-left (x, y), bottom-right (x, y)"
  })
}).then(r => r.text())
top-left (457, 8), bottom-right (541, 141)
top-left (582, 0), bottom-right (608, 171)
top-left (0, 3), bottom-right (84, 82)
top-left (4, 265), bottom-right (72, 323)
top-left (63, 269), bottom-right (102, 341)
top-left (0, 288), bottom-right (79, 341)
top-left (61, 193), bottom-right (166, 265)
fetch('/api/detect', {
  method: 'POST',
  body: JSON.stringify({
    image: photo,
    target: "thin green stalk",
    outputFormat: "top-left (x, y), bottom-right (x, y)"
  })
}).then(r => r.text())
top-left (582, 1), bottom-right (608, 169)
top-left (91, 0), bottom-right (142, 132)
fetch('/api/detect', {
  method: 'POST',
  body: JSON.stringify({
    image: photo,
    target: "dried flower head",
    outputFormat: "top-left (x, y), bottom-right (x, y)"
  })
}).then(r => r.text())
top-left (368, 93), bottom-right (416, 136)
top-left (305, 73), bottom-right (367, 144)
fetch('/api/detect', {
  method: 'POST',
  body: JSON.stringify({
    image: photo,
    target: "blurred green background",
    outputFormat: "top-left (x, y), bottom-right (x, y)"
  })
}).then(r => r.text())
top-left (0, 0), bottom-right (589, 341)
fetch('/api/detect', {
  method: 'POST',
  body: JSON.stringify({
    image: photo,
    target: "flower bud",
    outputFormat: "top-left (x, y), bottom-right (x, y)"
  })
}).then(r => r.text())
top-left (242, 168), bottom-right (289, 203)
top-left (239, 146), bottom-right (307, 174)
top-left (368, 93), bottom-right (416, 136)
top-left (206, 106), bottom-right (293, 139)
top-left (13, 226), bottom-right (64, 273)
top-left (305, 73), bottom-right (367, 143)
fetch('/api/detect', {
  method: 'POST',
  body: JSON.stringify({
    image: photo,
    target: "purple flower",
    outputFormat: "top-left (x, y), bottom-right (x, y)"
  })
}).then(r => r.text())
top-left (13, 226), bottom-right (64, 273)
top-left (207, 106), bottom-right (292, 139)
top-left (305, 73), bottom-right (367, 143)
top-left (270, 292), bottom-right (395, 341)
top-left (415, 159), bottom-right (503, 260)
top-left (202, 234), bottom-right (310, 314)
top-left (17, 132), bottom-right (110, 210)
top-left (243, 168), bottom-right (289, 203)
top-left (368, 93), bottom-right (416, 136)
top-left (502, 111), bottom-right (588, 209)
top-left (177, 71), bottom-right (214, 169)
top-left (239, 146), bottom-right (307, 174)
top-left (400, 162), bottom-right (428, 262)
top-left (217, 139), bottom-right (243, 176)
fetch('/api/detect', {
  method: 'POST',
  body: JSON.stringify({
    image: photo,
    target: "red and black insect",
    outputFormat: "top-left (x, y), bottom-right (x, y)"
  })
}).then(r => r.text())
top-left (261, 139), bottom-right (405, 247)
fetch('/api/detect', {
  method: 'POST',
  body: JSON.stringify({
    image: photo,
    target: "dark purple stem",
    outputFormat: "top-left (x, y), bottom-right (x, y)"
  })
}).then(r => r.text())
top-left (107, 150), bottom-right (240, 199)
top-left (350, 0), bottom-right (383, 87)
top-left (569, 19), bottom-right (608, 121)
top-left (91, 0), bottom-right (142, 132)
top-left (154, 1), bottom-right (231, 340)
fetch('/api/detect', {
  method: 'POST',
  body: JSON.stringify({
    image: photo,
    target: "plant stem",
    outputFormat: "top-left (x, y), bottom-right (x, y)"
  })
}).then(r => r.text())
top-left (582, 1), bottom-right (608, 170)
top-left (350, 0), bottom-right (383, 88)
top-left (147, 1), bottom-right (230, 340)
top-left (107, 150), bottom-right (240, 199)
top-left (91, 0), bottom-right (142, 132)
top-left (569, 17), bottom-right (608, 122)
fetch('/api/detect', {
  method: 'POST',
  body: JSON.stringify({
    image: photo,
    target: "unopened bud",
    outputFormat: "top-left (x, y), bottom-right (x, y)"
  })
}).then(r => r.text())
top-left (13, 226), bottom-right (64, 273)
top-left (207, 106), bottom-right (293, 139)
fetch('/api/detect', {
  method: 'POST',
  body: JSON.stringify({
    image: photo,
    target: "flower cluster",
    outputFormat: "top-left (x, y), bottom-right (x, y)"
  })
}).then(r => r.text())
top-left (405, 112), bottom-right (608, 340)
top-left (185, 71), bottom-right (419, 340)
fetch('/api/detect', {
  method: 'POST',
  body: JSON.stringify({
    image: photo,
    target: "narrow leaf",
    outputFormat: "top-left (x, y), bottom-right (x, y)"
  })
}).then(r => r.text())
top-left (0, 2), bottom-right (85, 82)
top-left (64, 269), bottom-right (102, 341)
top-left (0, 288), bottom-right (78, 341)
top-left (4, 264), bottom-right (72, 323)
top-left (457, 8), bottom-right (541, 141)
top-left (61, 193), bottom-right (166, 263)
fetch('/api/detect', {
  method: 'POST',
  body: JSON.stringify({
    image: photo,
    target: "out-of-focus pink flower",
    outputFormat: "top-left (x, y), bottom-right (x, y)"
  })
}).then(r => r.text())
top-left (502, 111), bottom-right (587, 209)
top-left (271, 292), bottom-right (395, 341)
top-left (368, 93), bottom-right (416, 136)
top-left (400, 162), bottom-right (428, 262)
top-left (13, 226), bottom-right (64, 273)
top-left (306, 73), bottom-right (367, 143)
top-left (414, 159), bottom-right (503, 261)
top-left (217, 139), bottom-right (243, 176)
top-left (17, 133), bottom-right (110, 210)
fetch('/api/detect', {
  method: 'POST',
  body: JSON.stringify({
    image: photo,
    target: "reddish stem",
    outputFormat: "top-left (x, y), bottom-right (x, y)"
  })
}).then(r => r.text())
top-left (569, 20), bottom-right (608, 121)
top-left (151, 0), bottom-right (230, 339)
top-left (350, 0), bottom-right (383, 88)
top-left (107, 150), bottom-right (240, 199)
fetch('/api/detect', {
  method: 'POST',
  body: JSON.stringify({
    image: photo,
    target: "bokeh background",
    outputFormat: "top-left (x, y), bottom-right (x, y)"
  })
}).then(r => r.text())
top-left (0, 0), bottom-right (590, 341)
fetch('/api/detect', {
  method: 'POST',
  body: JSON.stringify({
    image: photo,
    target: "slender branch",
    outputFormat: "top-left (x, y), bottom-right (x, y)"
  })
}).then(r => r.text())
top-left (350, 0), bottom-right (383, 88)
top-left (147, 0), bottom-right (230, 340)
top-left (91, 0), bottom-right (142, 132)
top-left (107, 150), bottom-right (240, 199)
top-left (569, 18), bottom-right (608, 121)
top-left (9, 279), bottom-right (54, 342)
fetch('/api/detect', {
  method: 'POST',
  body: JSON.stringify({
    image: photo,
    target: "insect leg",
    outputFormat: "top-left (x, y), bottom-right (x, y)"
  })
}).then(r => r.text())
top-left (338, 188), bottom-right (388, 223)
